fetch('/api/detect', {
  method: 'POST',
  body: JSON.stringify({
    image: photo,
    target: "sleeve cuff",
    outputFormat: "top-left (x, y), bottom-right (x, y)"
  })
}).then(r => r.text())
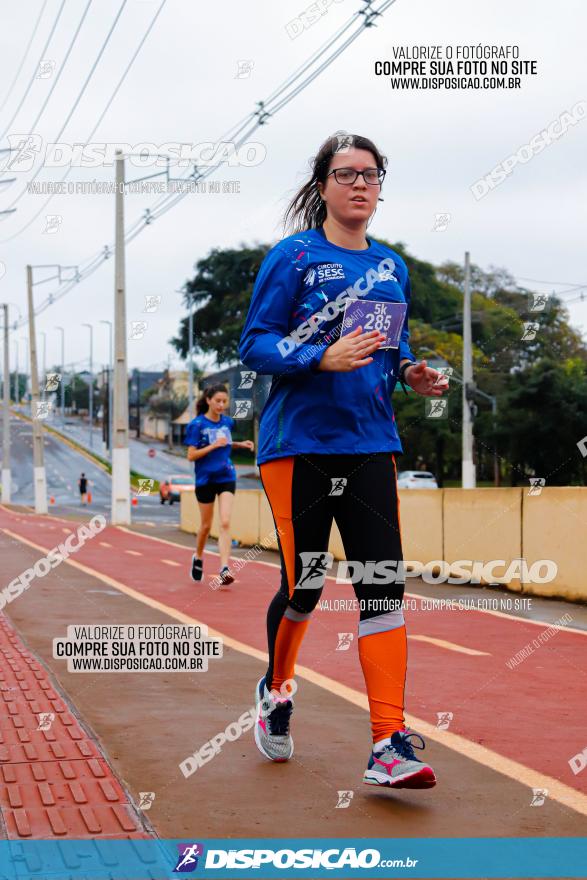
top-left (399, 345), bottom-right (416, 364)
top-left (307, 345), bottom-right (328, 373)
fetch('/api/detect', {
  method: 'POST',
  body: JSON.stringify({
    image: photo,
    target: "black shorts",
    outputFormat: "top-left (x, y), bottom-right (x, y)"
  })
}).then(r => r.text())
top-left (195, 481), bottom-right (236, 503)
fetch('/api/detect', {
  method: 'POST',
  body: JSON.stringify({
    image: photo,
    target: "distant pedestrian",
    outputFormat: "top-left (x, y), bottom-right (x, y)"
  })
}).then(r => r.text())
top-left (78, 473), bottom-right (88, 505)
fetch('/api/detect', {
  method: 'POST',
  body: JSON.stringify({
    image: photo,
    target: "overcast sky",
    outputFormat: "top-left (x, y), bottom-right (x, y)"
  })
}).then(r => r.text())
top-left (0, 0), bottom-right (585, 375)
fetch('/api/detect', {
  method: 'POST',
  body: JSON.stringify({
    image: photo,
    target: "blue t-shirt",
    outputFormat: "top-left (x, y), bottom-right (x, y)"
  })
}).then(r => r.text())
top-left (184, 414), bottom-right (237, 486)
top-left (238, 226), bottom-right (415, 465)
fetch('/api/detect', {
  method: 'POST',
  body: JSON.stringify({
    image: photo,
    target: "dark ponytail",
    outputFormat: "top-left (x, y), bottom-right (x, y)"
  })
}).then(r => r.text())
top-left (196, 384), bottom-right (228, 416)
top-left (283, 131), bottom-right (387, 235)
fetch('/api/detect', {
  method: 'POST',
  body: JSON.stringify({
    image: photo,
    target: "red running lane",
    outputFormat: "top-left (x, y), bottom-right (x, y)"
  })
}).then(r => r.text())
top-left (1, 508), bottom-right (585, 794)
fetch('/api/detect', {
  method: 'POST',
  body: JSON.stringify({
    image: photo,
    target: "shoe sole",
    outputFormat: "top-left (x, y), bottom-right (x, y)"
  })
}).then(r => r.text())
top-left (363, 766), bottom-right (436, 789)
top-left (253, 677), bottom-right (293, 762)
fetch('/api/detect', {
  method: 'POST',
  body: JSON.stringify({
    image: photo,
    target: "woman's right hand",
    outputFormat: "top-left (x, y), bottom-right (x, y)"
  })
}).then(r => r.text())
top-left (317, 326), bottom-right (386, 372)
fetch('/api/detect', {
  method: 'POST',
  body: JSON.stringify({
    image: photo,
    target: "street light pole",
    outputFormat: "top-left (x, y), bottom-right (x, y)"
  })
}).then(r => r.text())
top-left (55, 326), bottom-right (65, 424)
top-left (13, 340), bottom-right (18, 403)
top-left (422, 344), bottom-right (499, 487)
top-left (20, 336), bottom-right (28, 401)
top-left (111, 149), bottom-right (130, 524)
top-left (1, 304), bottom-right (11, 502)
top-left (39, 331), bottom-right (46, 400)
top-left (26, 264), bottom-right (48, 514)
top-left (462, 251), bottom-right (476, 489)
top-left (82, 323), bottom-right (94, 449)
top-left (100, 319), bottom-right (113, 456)
top-left (187, 291), bottom-right (194, 417)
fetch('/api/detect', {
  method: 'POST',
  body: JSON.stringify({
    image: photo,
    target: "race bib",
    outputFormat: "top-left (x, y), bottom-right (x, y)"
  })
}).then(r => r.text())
top-left (341, 299), bottom-right (407, 349)
top-left (203, 426), bottom-right (232, 444)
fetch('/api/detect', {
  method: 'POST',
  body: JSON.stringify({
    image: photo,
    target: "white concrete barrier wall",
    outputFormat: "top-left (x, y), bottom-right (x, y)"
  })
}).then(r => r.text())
top-left (180, 487), bottom-right (586, 601)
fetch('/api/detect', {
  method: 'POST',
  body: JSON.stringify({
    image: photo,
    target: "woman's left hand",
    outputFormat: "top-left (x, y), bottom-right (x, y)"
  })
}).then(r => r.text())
top-left (242, 440), bottom-right (255, 451)
top-left (404, 360), bottom-right (449, 397)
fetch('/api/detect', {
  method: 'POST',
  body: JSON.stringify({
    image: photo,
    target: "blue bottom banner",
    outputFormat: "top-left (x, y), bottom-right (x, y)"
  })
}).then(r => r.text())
top-left (0, 837), bottom-right (585, 879)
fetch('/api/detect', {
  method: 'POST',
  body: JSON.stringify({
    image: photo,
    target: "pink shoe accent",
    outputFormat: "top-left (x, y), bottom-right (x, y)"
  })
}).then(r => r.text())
top-left (391, 765), bottom-right (436, 789)
top-left (374, 755), bottom-right (402, 772)
top-left (258, 717), bottom-right (267, 734)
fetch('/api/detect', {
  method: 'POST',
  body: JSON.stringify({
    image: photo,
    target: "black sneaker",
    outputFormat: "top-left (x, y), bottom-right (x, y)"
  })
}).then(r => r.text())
top-left (219, 566), bottom-right (234, 585)
top-left (190, 555), bottom-right (203, 582)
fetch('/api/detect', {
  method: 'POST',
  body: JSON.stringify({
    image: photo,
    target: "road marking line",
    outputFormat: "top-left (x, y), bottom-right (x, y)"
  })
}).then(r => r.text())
top-left (161, 559), bottom-right (181, 567)
top-left (99, 542), bottom-right (112, 548)
top-left (2, 525), bottom-right (586, 817)
top-left (408, 635), bottom-right (490, 656)
top-left (124, 549), bottom-right (142, 556)
top-left (114, 527), bottom-right (587, 636)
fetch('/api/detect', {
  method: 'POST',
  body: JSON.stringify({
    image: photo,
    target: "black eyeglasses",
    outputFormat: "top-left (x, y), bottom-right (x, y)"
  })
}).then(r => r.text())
top-left (326, 167), bottom-right (386, 185)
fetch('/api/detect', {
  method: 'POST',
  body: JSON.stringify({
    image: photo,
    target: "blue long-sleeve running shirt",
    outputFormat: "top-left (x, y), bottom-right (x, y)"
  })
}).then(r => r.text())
top-left (238, 226), bottom-right (416, 465)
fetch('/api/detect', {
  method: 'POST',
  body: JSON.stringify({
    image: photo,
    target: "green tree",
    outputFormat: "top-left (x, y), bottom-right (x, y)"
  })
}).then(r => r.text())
top-left (494, 357), bottom-right (587, 485)
top-left (170, 245), bottom-right (271, 366)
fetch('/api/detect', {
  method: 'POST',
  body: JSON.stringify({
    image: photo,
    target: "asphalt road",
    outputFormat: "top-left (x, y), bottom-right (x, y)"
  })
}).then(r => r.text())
top-left (2, 410), bottom-right (261, 521)
top-left (53, 414), bottom-right (196, 481)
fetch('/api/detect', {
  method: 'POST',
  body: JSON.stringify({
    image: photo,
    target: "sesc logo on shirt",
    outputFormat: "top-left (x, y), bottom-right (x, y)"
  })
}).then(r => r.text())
top-left (303, 263), bottom-right (345, 286)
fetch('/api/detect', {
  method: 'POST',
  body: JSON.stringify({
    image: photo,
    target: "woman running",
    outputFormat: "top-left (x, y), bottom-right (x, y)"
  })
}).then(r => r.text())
top-left (239, 133), bottom-right (448, 789)
top-left (184, 384), bottom-right (254, 586)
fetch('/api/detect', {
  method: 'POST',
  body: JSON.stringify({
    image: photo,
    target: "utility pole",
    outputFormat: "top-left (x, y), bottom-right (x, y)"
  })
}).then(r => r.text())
top-left (82, 323), bottom-right (94, 448)
top-left (100, 320), bottom-right (113, 456)
top-left (1, 304), bottom-right (11, 502)
top-left (26, 265), bottom-right (48, 514)
top-left (462, 251), bottom-right (476, 489)
top-left (187, 290), bottom-right (194, 417)
top-left (55, 326), bottom-right (65, 424)
top-left (491, 397), bottom-right (499, 487)
top-left (20, 336), bottom-right (28, 402)
top-left (70, 367), bottom-right (75, 414)
top-left (112, 150), bottom-right (130, 524)
top-left (135, 370), bottom-right (141, 440)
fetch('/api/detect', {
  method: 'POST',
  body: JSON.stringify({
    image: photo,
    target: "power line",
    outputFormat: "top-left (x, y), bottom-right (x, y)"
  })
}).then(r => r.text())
top-left (515, 275), bottom-right (587, 288)
top-left (0, 0), bottom-right (50, 116)
top-left (0, 0), bottom-right (69, 142)
top-left (557, 292), bottom-right (586, 306)
top-left (148, 0), bottom-right (398, 224)
top-left (0, 0), bottom-right (167, 244)
top-left (0, 0), bottom-right (94, 184)
top-left (5, 0), bottom-right (396, 330)
top-left (2, 0), bottom-right (129, 211)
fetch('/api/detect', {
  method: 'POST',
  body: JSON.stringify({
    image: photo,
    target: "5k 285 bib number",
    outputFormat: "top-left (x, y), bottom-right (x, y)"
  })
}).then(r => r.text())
top-left (341, 299), bottom-right (408, 349)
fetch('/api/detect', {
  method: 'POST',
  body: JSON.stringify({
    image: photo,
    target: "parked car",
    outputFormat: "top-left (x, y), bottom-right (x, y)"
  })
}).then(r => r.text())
top-left (396, 470), bottom-right (439, 489)
top-left (159, 474), bottom-right (195, 504)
